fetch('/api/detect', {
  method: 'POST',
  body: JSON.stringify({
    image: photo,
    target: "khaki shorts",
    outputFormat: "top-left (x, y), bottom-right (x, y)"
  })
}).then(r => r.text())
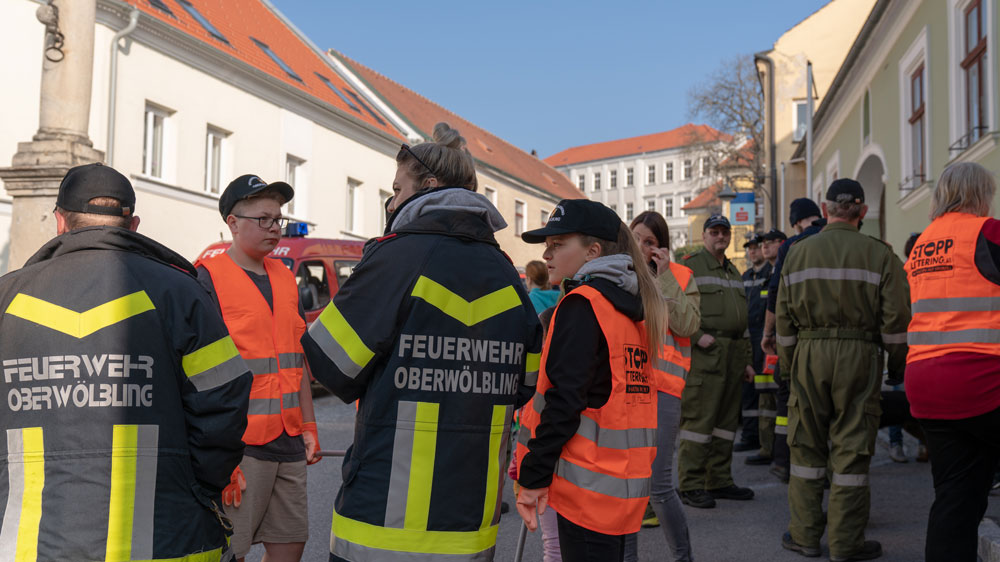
top-left (225, 456), bottom-right (309, 558)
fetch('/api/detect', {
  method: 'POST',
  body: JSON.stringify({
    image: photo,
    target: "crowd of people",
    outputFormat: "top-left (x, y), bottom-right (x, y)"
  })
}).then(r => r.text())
top-left (0, 120), bottom-right (998, 562)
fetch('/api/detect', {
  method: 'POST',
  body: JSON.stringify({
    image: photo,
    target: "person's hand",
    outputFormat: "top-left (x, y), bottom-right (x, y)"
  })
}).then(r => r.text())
top-left (222, 466), bottom-right (246, 507)
top-left (302, 422), bottom-right (321, 465)
top-left (516, 486), bottom-right (549, 532)
top-left (744, 365), bottom-right (755, 382)
top-left (651, 247), bottom-right (671, 275)
top-left (697, 334), bottom-right (716, 349)
top-left (761, 334), bottom-right (776, 355)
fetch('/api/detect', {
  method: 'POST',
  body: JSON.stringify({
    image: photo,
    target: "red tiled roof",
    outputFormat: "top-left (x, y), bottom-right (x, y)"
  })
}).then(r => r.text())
top-left (333, 52), bottom-right (583, 201)
top-left (719, 139), bottom-right (757, 169)
top-left (683, 181), bottom-right (722, 211)
top-left (121, 0), bottom-right (402, 139)
top-left (544, 124), bottom-right (730, 168)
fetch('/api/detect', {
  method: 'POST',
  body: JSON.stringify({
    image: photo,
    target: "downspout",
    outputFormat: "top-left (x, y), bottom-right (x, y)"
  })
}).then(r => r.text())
top-left (754, 52), bottom-right (778, 229)
top-left (780, 161), bottom-right (786, 231)
top-left (106, 8), bottom-right (139, 167)
top-left (806, 61), bottom-right (814, 202)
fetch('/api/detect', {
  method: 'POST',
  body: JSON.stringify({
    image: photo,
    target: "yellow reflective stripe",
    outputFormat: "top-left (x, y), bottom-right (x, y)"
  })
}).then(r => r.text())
top-left (8, 427), bottom-right (45, 562)
top-left (181, 336), bottom-right (239, 377)
top-left (404, 402), bottom-right (439, 530)
top-left (481, 406), bottom-right (507, 529)
top-left (525, 352), bottom-right (541, 374)
top-left (6, 291), bottom-right (155, 339)
top-left (317, 304), bottom-right (375, 371)
top-left (106, 425), bottom-right (138, 562)
top-left (411, 276), bottom-right (521, 327)
top-left (129, 547), bottom-right (224, 562)
top-left (332, 510), bottom-right (497, 556)
top-left (776, 416), bottom-right (788, 426)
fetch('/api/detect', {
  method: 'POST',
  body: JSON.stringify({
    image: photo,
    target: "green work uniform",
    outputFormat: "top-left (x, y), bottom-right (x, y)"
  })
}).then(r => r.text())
top-left (776, 221), bottom-right (910, 558)
top-left (759, 391), bottom-right (777, 457)
top-left (678, 248), bottom-right (751, 492)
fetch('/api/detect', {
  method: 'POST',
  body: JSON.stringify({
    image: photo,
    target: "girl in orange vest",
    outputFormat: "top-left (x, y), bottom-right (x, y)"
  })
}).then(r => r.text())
top-left (515, 199), bottom-right (666, 562)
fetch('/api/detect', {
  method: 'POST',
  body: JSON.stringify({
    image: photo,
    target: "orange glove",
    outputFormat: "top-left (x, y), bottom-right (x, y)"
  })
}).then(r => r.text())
top-left (222, 466), bottom-right (246, 508)
top-left (302, 422), bottom-right (321, 465)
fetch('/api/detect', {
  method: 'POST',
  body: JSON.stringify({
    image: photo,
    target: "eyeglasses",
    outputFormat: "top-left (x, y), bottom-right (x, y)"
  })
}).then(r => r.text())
top-left (398, 144), bottom-right (435, 177)
top-left (233, 215), bottom-right (288, 229)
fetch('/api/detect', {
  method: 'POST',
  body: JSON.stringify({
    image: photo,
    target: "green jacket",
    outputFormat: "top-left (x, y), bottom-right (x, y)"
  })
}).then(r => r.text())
top-left (683, 248), bottom-right (750, 372)
top-left (775, 221), bottom-right (911, 379)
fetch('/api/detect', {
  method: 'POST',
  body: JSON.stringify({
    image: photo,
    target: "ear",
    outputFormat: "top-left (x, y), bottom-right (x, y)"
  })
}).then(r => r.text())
top-left (858, 204), bottom-right (869, 220)
top-left (54, 209), bottom-right (68, 235)
top-left (226, 215), bottom-right (239, 235)
top-left (583, 240), bottom-right (603, 261)
top-left (128, 216), bottom-right (141, 232)
top-left (821, 202), bottom-right (830, 218)
top-left (422, 177), bottom-right (440, 189)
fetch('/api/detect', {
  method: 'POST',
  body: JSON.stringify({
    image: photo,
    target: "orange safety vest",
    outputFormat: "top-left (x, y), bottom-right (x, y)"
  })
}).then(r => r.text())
top-left (517, 284), bottom-right (657, 535)
top-left (657, 262), bottom-right (693, 398)
top-left (199, 253), bottom-right (306, 445)
top-left (906, 213), bottom-right (1000, 363)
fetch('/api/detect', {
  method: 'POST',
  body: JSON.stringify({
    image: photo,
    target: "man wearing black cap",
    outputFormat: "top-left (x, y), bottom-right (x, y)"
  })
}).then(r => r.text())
top-left (0, 163), bottom-right (252, 560)
top-left (736, 233), bottom-right (767, 455)
top-left (776, 179), bottom-right (910, 561)
top-left (195, 174), bottom-right (318, 562)
top-left (676, 214), bottom-right (756, 508)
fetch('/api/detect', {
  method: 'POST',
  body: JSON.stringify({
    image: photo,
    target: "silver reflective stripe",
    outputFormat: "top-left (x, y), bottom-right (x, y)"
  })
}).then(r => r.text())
top-left (332, 534), bottom-right (496, 562)
top-left (487, 406), bottom-right (513, 527)
top-left (307, 319), bottom-right (365, 379)
top-left (279, 352), bottom-right (305, 369)
top-left (658, 358), bottom-right (688, 379)
top-left (759, 409), bottom-right (778, 418)
top-left (385, 401), bottom-right (418, 528)
top-left (248, 398), bottom-right (281, 416)
top-left (678, 429), bottom-right (712, 444)
top-left (912, 296), bottom-right (1000, 313)
top-left (790, 464), bottom-right (826, 479)
top-left (776, 334), bottom-right (798, 346)
top-left (188, 354), bottom-right (248, 391)
top-left (831, 472), bottom-right (869, 487)
top-left (516, 425), bottom-right (531, 448)
top-left (774, 426), bottom-right (788, 435)
top-left (555, 458), bottom-right (650, 499)
top-left (742, 329), bottom-right (750, 339)
top-left (283, 392), bottom-right (300, 409)
top-left (784, 267), bottom-right (881, 286)
top-left (694, 276), bottom-right (744, 290)
top-left (245, 357), bottom-right (278, 376)
top-left (880, 332), bottom-right (907, 344)
top-left (131, 425), bottom-right (159, 560)
top-left (576, 416), bottom-right (656, 450)
top-left (755, 381), bottom-right (779, 390)
top-left (0, 429), bottom-right (26, 560)
top-left (664, 334), bottom-right (691, 358)
top-left (744, 278), bottom-right (767, 288)
top-left (530, 392), bottom-right (546, 413)
top-left (711, 427), bottom-right (735, 441)
top-left (524, 370), bottom-right (538, 386)
top-left (908, 328), bottom-right (1000, 346)
top-left (742, 409), bottom-right (759, 417)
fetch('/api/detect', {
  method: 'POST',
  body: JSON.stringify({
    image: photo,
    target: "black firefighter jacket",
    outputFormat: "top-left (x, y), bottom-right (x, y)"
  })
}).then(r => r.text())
top-left (0, 227), bottom-right (252, 562)
top-left (302, 187), bottom-right (543, 561)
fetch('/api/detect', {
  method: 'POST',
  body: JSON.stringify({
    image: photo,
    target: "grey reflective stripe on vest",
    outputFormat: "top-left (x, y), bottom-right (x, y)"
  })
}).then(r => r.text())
top-left (784, 267), bottom-right (881, 286)
top-left (523, 371), bottom-right (538, 387)
top-left (755, 381), bottom-right (779, 390)
top-left (790, 464), bottom-right (826, 479)
top-left (245, 357), bottom-right (278, 376)
top-left (694, 276), bottom-right (744, 290)
top-left (880, 332), bottom-right (907, 344)
top-left (664, 334), bottom-right (692, 358)
top-left (248, 398), bottom-right (281, 416)
top-left (658, 358), bottom-right (687, 379)
top-left (774, 425), bottom-right (788, 435)
top-left (187, 354), bottom-right (248, 391)
top-left (912, 296), bottom-right (1000, 313)
top-left (908, 328), bottom-right (1000, 346)
top-left (555, 458), bottom-right (650, 500)
top-left (711, 427), bottom-right (735, 441)
top-left (831, 472), bottom-right (869, 487)
top-left (759, 409), bottom-right (778, 418)
top-left (385, 401), bottom-right (418, 528)
top-left (576, 416), bottom-right (656, 450)
top-left (678, 429), bottom-right (712, 444)
top-left (0, 428), bottom-right (37, 560)
top-left (130, 425), bottom-right (159, 560)
top-left (742, 409), bottom-right (759, 417)
top-left (279, 352), bottom-right (305, 369)
top-left (332, 536), bottom-right (496, 562)
top-left (776, 334), bottom-right (797, 347)
top-left (283, 392), bottom-right (300, 409)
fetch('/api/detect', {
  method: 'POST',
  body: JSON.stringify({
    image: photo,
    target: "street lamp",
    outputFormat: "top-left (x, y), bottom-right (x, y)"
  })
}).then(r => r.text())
top-left (718, 182), bottom-right (738, 202)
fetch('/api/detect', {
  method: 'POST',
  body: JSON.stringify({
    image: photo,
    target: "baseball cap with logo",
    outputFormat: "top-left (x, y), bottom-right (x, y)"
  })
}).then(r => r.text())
top-left (762, 228), bottom-right (788, 242)
top-left (742, 232), bottom-right (764, 248)
top-left (521, 199), bottom-right (621, 243)
top-left (218, 174), bottom-right (294, 219)
top-left (703, 214), bottom-right (731, 231)
top-left (825, 178), bottom-right (865, 204)
top-left (56, 162), bottom-right (136, 217)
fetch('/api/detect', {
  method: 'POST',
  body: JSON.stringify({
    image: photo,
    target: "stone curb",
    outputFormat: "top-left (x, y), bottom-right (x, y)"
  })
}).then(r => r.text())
top-left (979, 516), bottom-right (1000, 562)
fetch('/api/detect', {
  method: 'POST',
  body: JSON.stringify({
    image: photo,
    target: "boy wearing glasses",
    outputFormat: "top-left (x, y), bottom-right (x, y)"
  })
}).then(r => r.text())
top-left (196, 174), bottom-right (320, 562)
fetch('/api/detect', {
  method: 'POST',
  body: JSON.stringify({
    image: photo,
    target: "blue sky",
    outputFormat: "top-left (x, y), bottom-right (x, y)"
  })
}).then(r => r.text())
top-left (271, 0), bottom-right (831, 157)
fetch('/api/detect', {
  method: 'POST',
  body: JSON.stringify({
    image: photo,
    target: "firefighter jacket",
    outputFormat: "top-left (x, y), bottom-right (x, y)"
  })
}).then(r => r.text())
top-left (906, 213), bottom-right (1000, 363)
top-left (744, 262), bottom-right (772, 370)
top-left (684, 248), bottom-right (751, 366)
top-left (658, 262), bottom-right (694, 398)
top-left (301, 187), bottom-right (543, 562)
top-left (517, 278), bottom-right (658, 536)
top-left (0, 227), bottom-right (252, 562)
top-left (197, 254), bottom-right (305, 445)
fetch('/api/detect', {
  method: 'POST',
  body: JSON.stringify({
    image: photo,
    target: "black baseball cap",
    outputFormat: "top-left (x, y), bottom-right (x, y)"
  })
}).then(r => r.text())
top-left (703, 214), bottom-right (731, 231)
top-left (762, 228), bottom-right (787, 242)
top-left (789, 198), bottom-right (821, 225)
top-left (826, 178), bottom-right (865, 204)
top-left (521, 199), bottom-right (621, 243)
top-left (742, 232), bottom-right (764, 248)
top-left (56, 163), bottom-right (136, 217)
top-left (219, 174), bottom-right (294, 219)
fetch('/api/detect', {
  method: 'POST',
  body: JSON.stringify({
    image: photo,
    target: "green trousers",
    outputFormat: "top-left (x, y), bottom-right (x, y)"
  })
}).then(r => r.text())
top-left (677, 336), bottom-right (747, 491)
top-left (759, 392), bottom-right (776, 457)
top-left (786, 338), bottom-right (881, 558)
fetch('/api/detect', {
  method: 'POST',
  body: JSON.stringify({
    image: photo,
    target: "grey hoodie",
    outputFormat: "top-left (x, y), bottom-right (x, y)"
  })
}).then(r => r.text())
top-left (574, 254), bottom-right (639, 295)
top-left (390, 188), bottom-right (507, 233)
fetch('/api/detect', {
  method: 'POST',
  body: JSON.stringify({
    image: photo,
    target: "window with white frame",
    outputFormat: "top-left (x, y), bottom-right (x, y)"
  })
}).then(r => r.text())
top-left (699, 157), bottom-right (708, 177)
top-left (862, 90), bottom-right (872, 146)
top-left (626, 167), bottom-right (634, 186)
top-left (665, 162), bottom-right (674, 182)
top-left (682, 159), bottom-right (692, 180)
top-left (484, 186), bottom-right (497, 205)
top-left (963, 0), bottom-right (988, 144)
top-left (593, 172), bottom-right (601, 191)
top-left (681, 195), bottom-right (691, 216)
top-left (577, 175), bottom-right (585, 190)
top-left (909, 66), bottom-right (927, 185)
top-left (285, 155), bottom-right (305, 216)
top-left (625, 202), bottom-right (634, 221)
top-left (540, 209), bottom-right (550, 225)
top-left (647, 165), bottom-right (656, 184)
top-left (143, 103), bottom-right (172, 179)
top-left (793, 100), bottom-right (809, 142)
top-left (610, 203), bottom-right (618, 214)
top-left (665, 198), bottom-right (674, 217)
top-left (204, 126), bottom-right (228, 194)
top-left (514, 200), bottom-right (525, 235)
top-left (646, 199), bottom-right (656, 212)
top-left (609, 170), bottom-right (617, 189)
top-left (899, 28), bottom-right (929, 190)
top-left (346, 178), bottom-right (361, 232)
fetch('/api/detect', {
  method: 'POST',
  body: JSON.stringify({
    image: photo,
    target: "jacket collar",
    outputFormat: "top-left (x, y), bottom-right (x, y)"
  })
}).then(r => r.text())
top-left (23, 226), bottom-right (196, 275)
top-left (386, 187), bottom-right (506, 246)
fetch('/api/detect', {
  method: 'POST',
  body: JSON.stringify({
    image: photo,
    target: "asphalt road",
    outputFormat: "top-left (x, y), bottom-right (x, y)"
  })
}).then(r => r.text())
top-left (246, 391), bottom-right (985, 561)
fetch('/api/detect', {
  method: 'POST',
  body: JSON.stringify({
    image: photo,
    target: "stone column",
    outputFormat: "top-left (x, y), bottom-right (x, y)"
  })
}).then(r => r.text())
top-left (0, 0), bottom-right (104, 269)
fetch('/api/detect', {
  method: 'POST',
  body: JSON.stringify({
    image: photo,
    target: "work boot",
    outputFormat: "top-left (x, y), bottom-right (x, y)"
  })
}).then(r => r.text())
top-left (745, 453), bottom-right (772, 465)
top-left (888, 444), bottom-right (907, 463)
top-left (641, 502), bottom-right (660, 527)
top-left (707, 484), bottom-right (754, 500)
top-left (917, 444), bottom-right (929, 462)
top-left (733, 440), bottom-right (759, 452)
top-left (680, 490), bottom-right (716, 509)
top-left (770, 464), bottom-right (790, 484)
top-left (781, 532), bottom-right (821, 557)
top-left (830, 540), bottom-right (882, 561)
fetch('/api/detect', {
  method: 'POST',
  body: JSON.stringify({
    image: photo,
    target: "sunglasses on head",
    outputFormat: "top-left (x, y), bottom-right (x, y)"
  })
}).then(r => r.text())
top-left (398, 144), bottom-right (435, 177)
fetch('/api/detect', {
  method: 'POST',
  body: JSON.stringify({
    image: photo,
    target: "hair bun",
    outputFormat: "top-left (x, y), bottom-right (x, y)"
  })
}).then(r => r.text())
top-left (432, 122), bottom-right (466, 150)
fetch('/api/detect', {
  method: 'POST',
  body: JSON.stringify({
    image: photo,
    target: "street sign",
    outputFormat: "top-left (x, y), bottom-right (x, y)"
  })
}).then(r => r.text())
top-left (730, 192), bottom-right (755, 225)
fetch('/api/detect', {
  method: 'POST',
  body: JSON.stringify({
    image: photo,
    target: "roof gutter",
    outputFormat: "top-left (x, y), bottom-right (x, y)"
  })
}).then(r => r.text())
top-left (754, 51), bottom-right (778, 229)
top-left (106, 7), bottom-right (139, 167)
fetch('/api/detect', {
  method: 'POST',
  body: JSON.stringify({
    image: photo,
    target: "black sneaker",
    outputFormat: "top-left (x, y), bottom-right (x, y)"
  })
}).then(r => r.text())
top-left (770, 464), bottom-right (790, 484)
top-left (745, 453), bottom-right (773, 465)
top-left (830, 540), bottom-right (882, 561)
top-left (707, 484), bottom-right (754, 500)
top-left (680, 490), bottom-right (716, 508)
top-left (781, 532), bottom-right (821, 557)
top-left (733, 440), bottom-right (759, 452)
